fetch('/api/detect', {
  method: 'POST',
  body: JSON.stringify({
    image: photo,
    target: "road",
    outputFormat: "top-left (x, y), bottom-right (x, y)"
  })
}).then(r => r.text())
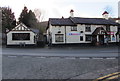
top-left (1, 45), bottom-right (119, 79)
top-left (2, 45), bottom-right (119, 58)
top-left (2, 56), bottom-right (118, 79)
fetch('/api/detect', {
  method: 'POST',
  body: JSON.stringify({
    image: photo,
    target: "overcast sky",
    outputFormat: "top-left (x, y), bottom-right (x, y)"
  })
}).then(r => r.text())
top-left (0, 0), bottom-right (119, 21)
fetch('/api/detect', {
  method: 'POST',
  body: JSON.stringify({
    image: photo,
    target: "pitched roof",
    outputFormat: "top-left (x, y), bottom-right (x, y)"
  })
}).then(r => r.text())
top-left (70, 17), bottom-right (119, 25)
top-left (49, 17), bottom-right (119, 27)
top-left (12, 23), bottom-right (31, 31)
top-left (92, 27), bottom-right (107, 35)
top-left (30, 28), bottom-right (40, 34)
top-left (7, 23), bottom-right (37, 34)
top-left (49, 18), bottom-right (76, 26)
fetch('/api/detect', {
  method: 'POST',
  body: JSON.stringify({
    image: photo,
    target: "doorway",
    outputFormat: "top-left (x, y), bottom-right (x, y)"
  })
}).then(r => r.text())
top-left (99, 35), bottom-right (104, 45)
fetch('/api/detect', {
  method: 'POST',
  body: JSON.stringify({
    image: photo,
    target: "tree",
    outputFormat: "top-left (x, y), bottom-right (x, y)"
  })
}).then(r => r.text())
top-left (27, 10), bottom-right (37, 28)
top-left (19, 6), bottom-right (38, 28)
top-left (18, 6), bottom-right (29, 26)
top-left (2, 7), bottom-right (16, 33)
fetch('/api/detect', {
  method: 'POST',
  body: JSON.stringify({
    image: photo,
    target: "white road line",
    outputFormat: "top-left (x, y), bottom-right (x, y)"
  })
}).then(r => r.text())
top-left (106, 58), bottom-right (116, 59)
top-left (65, 57), bottom-right (76, 59)
top-left (49, 57), bottom-right (61, 59)
top-left (36, 56), bottom-right (46, 59)
top-left (92, 58), bottom-right (104, 59)
top-left (79, 58), bottom-right (90, 59)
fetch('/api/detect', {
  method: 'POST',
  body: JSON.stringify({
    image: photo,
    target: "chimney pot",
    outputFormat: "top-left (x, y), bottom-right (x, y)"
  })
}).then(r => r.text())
top-left (102, 11), bottom-right (109, 20)
top-left (70, 9), bottom-right (74, 17)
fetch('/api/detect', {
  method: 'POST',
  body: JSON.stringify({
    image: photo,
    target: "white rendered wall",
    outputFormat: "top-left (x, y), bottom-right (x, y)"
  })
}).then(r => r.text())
top-left (49, 24), bottom-right (118, 44)
top-left (7, 31), bottom-right (36, 45)
top-left (109, 26), bottom-right (117, 42)
top-left (50, 25), bottom-right (66, 44)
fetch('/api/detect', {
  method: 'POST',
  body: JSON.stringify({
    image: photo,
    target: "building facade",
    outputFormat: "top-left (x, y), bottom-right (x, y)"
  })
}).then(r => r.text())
top-left (7, 23), bottom-right (37, 46)
top-left (47, 17), bottom-right (119, 45)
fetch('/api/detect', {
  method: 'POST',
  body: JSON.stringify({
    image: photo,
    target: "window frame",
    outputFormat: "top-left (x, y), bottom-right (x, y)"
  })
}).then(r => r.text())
top-left (12, 33), bottom-right (30, 41)
top-left (85, 25), bottom-right (91, 32)
top-left (85, 35), bottom-right (92, 41)
top-left (55, 34), bottom-right (64, 42)
top-left (71, 26), bottom-right (77, 31)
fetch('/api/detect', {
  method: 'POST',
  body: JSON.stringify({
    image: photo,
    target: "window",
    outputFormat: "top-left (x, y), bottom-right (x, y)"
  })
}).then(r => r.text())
top-left (86, 35), bottom-right (92, 41)
top-left (85, 25), bottom-right (91, 32)
top-left (80, 36), bottom-right (83, 41)
top-left (55, 34), bottom-right (64, 42)
top-left (71, 26), bottom-right (77, 31)
top-left (12, 33), bottom-right (30, 40)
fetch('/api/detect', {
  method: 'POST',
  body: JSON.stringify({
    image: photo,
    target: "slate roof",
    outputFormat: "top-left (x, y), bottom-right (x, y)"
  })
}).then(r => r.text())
top-left (30, 28), bottom-right (40, 34)
top-left (70, 17), bottom-right (119, 25)
top-left (49, 17), bottom-right (119, 26)
top-left (49, 18), bottom-right (76, 26)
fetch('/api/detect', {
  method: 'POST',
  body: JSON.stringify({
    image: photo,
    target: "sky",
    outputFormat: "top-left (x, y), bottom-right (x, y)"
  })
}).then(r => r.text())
top-left (0, 0), bottom-right (119, 21)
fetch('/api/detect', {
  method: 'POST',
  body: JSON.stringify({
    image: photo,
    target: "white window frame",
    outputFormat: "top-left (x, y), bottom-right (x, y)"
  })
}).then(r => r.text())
top-left (85, 25), bottom-right (91, 32)
top-left (71, 26), bottom-right (77, 31)
top-left (55, 34), bottom-right (64, 42)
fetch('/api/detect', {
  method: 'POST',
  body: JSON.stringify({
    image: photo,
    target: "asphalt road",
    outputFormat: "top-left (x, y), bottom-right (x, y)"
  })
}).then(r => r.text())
top-left (2, 56), bottom-right (118, 79)
top-left (2, 45), bottom-right (119, 58)
top-left (1, 45), bottom-right (119, 79)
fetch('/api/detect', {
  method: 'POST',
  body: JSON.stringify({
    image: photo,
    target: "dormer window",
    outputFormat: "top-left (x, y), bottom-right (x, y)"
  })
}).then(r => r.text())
top-left (85, 25), bottom-right (91, 32)
top-left (71, 26), bottom-right (77, 31)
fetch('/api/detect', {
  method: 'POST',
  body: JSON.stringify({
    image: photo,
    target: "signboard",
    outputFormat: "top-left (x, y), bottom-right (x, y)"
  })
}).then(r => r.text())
top-left (68, 32), bottom-right (80, 35)
top-left (107, 32), bottom-right (114, 35)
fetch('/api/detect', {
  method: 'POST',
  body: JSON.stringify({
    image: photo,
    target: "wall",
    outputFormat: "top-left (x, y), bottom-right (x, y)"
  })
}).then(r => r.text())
top-left (110, 26), bottom-right (118, 42)
top-left (7, 31), bottom-right (36, 45)
top-left (50, 25), bottom-right (66, 44)
top-left (48, 24), bottom-right (118, 44)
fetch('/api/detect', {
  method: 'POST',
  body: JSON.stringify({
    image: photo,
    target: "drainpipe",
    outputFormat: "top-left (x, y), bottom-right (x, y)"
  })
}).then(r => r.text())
top-left (65, 26), bottom-right (66, 44)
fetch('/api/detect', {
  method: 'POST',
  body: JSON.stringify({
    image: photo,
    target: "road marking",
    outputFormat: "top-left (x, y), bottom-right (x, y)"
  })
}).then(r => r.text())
top-left (93, 72), bottom-right (120, 81)
top-left (106, 58), bottom-right (116, 59)
top-left (92, 58), bottom-right (104, 59)
top-left (79, 58), bottom-right (90, 59)
top-left (36, 56), bottom-right (46, 59)
top-left (4, 55), bottom-right (118, 60)
top-left (105, 75), bottom-right (120, 81)
top-left (65, 57), bottom-right (76, 59)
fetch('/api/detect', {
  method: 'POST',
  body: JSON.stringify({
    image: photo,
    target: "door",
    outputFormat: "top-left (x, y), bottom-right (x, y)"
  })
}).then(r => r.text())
top-left (92, 35), bottom-right (97, 45)
top-left (99, 35), bottom-right (104, 45)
